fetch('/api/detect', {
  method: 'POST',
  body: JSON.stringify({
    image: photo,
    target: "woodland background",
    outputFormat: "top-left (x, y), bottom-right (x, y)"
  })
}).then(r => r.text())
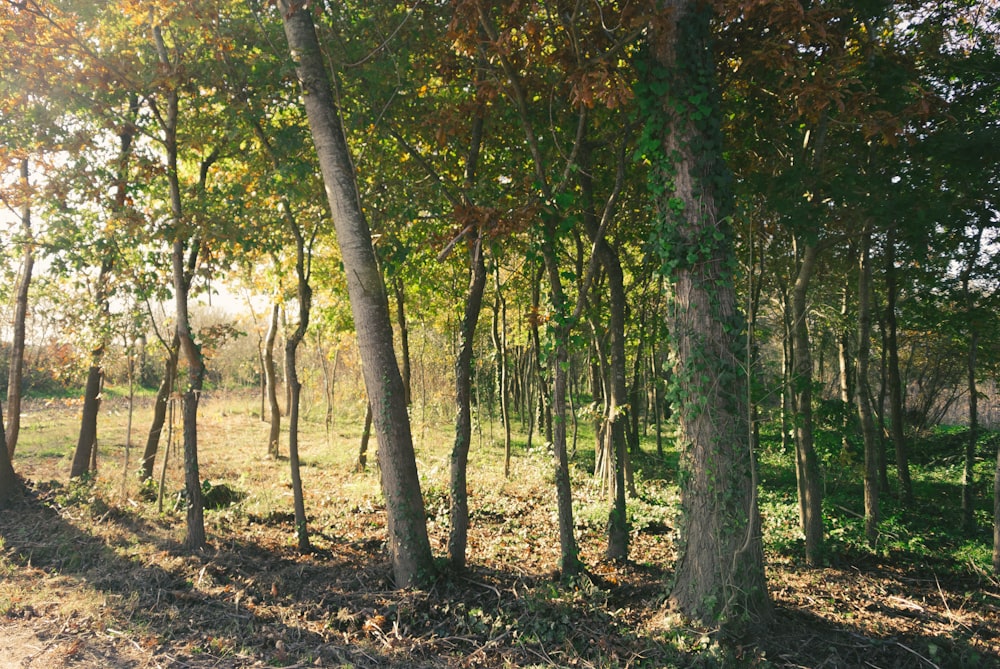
top-left (1, 0), bottom-right (999, 667)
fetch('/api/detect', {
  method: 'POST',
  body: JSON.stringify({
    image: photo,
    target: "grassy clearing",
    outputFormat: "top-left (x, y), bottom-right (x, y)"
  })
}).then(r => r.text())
top-left (1, 392), bottom-right (998, 668)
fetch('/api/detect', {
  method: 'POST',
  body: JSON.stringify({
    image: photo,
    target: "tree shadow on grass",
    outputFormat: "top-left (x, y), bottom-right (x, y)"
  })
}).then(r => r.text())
top-left (3, 477), bottom-right (998, 669)
top-left (0, 482), bottom-right (447, 668)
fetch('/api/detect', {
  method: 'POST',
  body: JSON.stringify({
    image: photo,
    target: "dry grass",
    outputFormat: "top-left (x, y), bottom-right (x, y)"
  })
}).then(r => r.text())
top-left (1, 391), bottom-right (998, 668)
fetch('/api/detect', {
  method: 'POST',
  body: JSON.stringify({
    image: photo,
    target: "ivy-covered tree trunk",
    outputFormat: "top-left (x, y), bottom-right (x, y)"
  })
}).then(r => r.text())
top-left (641, 0), bottom-right (768, 629)
top-left (6, 158), bottom-right (33, 460)
top-left (279, 0), bottom-right (433, 586)
top-left (449, 235), bottom-right (487, 571)
top-left (265, 301), bottom-right (281, 458)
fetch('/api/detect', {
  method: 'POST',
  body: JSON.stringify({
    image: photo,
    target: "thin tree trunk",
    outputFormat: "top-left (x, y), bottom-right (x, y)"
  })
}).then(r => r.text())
top-left (5, 158), bottom-right (33, 460)
top-left (876, 313), bottom-right (891, 492)
top-left (357, 401), bottom-right (373, 473)
top-left (541, 232), bottom-right (580, 576)
top-left (141, 333), bottom-right (180, 482)
top-left (964, 328), bottom-right (979, 534)
top-left (993, 437), bottom-right (1000, 573)
top-left (155, 28), bottom-right (206, 548)
top-left (839, 279), bottom-right (853, 456)
top-left (781, 287), bottom-right (793, 455)
top-left (279, 0), bottom-right (433, 585)
top-left (449, 235), bottom-right (488, 570)
top-left (394, 276), bottom-right (412, 406)
top-left (885, 226), bottom-right (913, 502)
top-left (857, 225), bottom-right (879, 547)
top-left (285, 223), bottom-right (313, 553)
top-left (580, 145), bottom-right (628, 561)
top-left (265, 301), bottom-right (281, 458)
top-left (492, 266), bottom-right (512, 478)
top-left (792, 240), bottom-right (824, 565)
top-left (122, 331), bottom-right (136, 497)
top-left (961, 228), bottom-right (984, 535)
top-left (70, 256), bottom-right (113, 479)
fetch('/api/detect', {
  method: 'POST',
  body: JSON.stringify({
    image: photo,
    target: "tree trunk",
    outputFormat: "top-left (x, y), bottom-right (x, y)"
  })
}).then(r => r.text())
top-left (645, 2), bottom-right (768, 628)
top-left (394, 276), bottom-right (412, 406)
top-left (838, 280), bottom-right (853, 457)
top-left (876, 313), bottom-right (891, 491)
top-left (279, 1), bottom-right (433, 586)
top-left (160, 50), bottom-right (205, 550)
top-left (857, 225), bottom-right (879, 547)
top-left (884, 226), bottom-right (913, 502)
top-left (285, 224), bottom-right (312, 553)
top-left (141, 333), bottom-right (180, 482)
top-left (791, 240), bottom-right (824, 565)
top-left (70, 256), bottom-right (113, 479)
top-left (993, 439), bottom-right (1000, 573)
top-left (963, 328), bottom-right (979, 534)
top-left (961, 227), bottom-right (984, 535)
top-left (492, 266), bottom-right (512, 478)
top-left (0, 401), bottom-right (22, 509)
top-left (357, 401), bottom-right (373, 473)
top-left (780, 286), bottom-right (793, 455)
top-left (541, 231), bottom-right (581, 577)
top-left (265, 301), bottom-right (282, 458)
top-left (6, 158), bottom-right (33, 460)
top-left (580, 146), bottom-right (628, 562)
top-left (449, 235), bottom-right (488, 570)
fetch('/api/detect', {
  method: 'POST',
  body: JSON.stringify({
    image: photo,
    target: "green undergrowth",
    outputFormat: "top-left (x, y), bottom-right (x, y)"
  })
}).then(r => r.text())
top-left (757, 424), bottom-right (998, 575)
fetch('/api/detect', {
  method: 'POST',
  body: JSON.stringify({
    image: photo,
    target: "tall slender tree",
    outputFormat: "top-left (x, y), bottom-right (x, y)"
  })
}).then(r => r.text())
top-left (278, 0), bottom-right (434, 586)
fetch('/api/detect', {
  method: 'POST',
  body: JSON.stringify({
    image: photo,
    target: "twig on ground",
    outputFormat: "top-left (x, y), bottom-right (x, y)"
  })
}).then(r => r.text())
top-left (895, 641), bottom-right (941, 669)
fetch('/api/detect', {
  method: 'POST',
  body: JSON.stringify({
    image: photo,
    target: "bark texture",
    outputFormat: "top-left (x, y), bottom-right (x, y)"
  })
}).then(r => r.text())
top-left (279, 0), bottom-right (433, 586)
top-left (645, 1), bottom-right (768, 628)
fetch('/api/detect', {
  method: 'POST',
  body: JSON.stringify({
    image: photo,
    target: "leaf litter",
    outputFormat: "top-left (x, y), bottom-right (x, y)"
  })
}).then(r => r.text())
top-left (0, 397), bottom-right (998, 668)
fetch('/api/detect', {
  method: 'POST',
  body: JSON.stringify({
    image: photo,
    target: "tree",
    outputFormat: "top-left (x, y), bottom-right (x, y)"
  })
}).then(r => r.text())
top-left (265, 300), bottom-right (281, 458)
top-left (857, 224), bottom-right (879, 546)
top-left (5, 158), bottom-right (33, 460)
top-left (0, 400), bottom-right (21, 509)
top-left (277, 0), bottom-right (434, 586)
top-left (640, 0), bottom-right (768, 628)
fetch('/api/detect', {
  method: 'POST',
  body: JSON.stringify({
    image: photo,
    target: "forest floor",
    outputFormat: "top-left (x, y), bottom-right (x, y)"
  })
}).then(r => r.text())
top-left (1, 391), bottom-right (999, 668)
